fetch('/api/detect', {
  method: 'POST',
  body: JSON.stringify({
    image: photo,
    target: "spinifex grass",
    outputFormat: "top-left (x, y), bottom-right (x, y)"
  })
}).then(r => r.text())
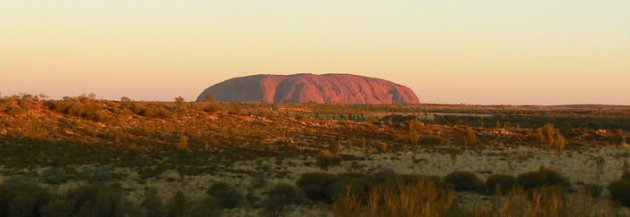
top-left (333, 178), bottom-right (456, 217)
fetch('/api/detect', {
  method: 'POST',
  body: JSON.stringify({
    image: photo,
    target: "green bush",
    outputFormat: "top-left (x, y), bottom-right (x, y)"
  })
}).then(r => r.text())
top-left (0, 176), bottom-right (51, 217)
top-left (168, 190), bottom-right (186, 217)
top-left (517, 169), bottom-right (570, 191)
top-left (79, 167), bottom-right (113, 182)
top-left (296, 173), bottom-right (339, 202)
top-left (444, 171), bottom-right (486, 193)
top-left (140, 190), bottom-right (165, 217)
top-left (486, 174), bottom-right (517, 195)
top-left (263, 183), bottom-right (304, 217)
top-left (67, 183), bottom-right (127, 217)
top-left (0, 178), bottom-right (134, 217)
top-left (202, 104), bottom-right (225, 114)
top-left (296, 172), bottom-right (443, 204)
top-left (189, 196), bottom-right (222, 217)
top-left (39, 196), bottom-right (74, 217)
top-left (39, 168), bottom-right (68, 185)
top-left (125, 103), bottom-right (173, 119)
top-left (609, 179), bottom-right (630, 207)
top-left (45, 97), bottom-right (108, 122)
top-left (207, 182), bottom-right (243, 209)
top-left (5, 107), bottom-right (26, 116)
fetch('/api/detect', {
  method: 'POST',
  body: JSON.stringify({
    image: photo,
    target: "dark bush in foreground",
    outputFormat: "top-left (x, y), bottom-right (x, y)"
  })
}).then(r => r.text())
top-left (0, 177), bottom-right (129, 217)
top-left (609, 179), bottom-right (630, 207)
top-left (517, 169), bottom-right (570, 191)
top-left (39, 196), bottom-right (74, 217)
top-left (140, 189), bottom-right (165, 217)
top-left (296, 172), bottom-right (339, 202)
top-left (486, 174), bottom-right (517, 195)
top-left (0, 176), bottom-right (50, 217)
top-left (190, 196), bottom-right (222, 217)
top-left (66, 183), bottom-right (128, 217)
top-left (207, 182), bottom-right (244, 209)
top-left (263, 183), bottom-right (305, 217)
top-left (444, 171), bottom-right (486, 193)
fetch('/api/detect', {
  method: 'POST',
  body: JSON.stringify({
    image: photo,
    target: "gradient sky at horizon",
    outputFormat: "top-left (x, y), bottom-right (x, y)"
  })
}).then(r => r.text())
top-left (1, 0), bottom-right (629, 105)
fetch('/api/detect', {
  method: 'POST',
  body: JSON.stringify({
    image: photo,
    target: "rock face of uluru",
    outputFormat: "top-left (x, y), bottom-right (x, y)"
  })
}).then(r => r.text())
top-left (196, 74), bottom-right (420, 104)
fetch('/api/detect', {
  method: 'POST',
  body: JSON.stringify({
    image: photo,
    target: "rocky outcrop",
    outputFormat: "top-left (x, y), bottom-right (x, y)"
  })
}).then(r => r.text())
top-left (196, 74), bottom-right (419, 104)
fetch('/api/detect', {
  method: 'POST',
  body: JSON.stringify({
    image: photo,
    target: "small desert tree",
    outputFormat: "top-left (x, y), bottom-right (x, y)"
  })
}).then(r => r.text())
top-left (464, 128), bottom-right (478, 147)
top-left (175, 96), bottom-right (185, 104)
top-left (204, 94), bottom-right (215, 103)
top-left (617, 129), bottom-right (627, 146)
top-left (176, 136), bottom-right (189, 151)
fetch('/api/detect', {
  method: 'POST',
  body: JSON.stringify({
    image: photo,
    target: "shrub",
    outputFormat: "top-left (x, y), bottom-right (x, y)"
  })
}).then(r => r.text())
top-left (609, 179), bottom-right (630, 207)
top-left (207, 182), bottom-right (244, 209)
top-left (316, 155), bottom-right (342, 169)
top-left (517, 169), bottom-right (570, 191)
top-left (168, 190), bottom-right (186, 217)
top-left (189, 196), bottom-right (222, 217)
top-left (444, 171), bottom-right (486, 193)
top-left (39, 196), bottom-right (74, 217)
top-left (420, 135), bottom-right (447, 145)
top-left (583, 184), bottom-right (603, 198)
top-left (124, 102), bottom-right (173, 119)
top-left (263, 183), bottom-right (305, 217)
top-left (45, 97), bottom-right (108, 122)
top-left (463, 129), bottom-right (478, 147)
top-left (0, 176), bottom-right (50, 217)
top-left (203, 94), bottom-right (215, 102)
top-left (140, 189), bottom-right (165, 217)
top-left (296, 173), bottom-right (339, 202)
top-left (203, 104), bottom-right (224, 113)
top-left (332, 178), bottom-right (456, 217)
top-left (486, 174), bottom-right (517, 195)
top-left (297, 172), bottom-right (445, 204)
top-left (176, 136), bottom-right (189, 151)
top-left (39, 167), bottom-right (68, 185)
top-left (326, 174), bottom-right (376, 202)
top-left (79, 167), bottom-right (113, 182)
top-left (68, 183), bottom-right (127, 217)
top-left (536, 123), bottom-right (566, 150)
top-left (5, 106), bottom-right (26, 116)
top-left (7, 193), bottom-right (44, 217)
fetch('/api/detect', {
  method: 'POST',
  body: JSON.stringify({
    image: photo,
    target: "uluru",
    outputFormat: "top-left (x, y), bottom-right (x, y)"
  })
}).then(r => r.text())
top-left (196, 73), bottom-right (420, 104)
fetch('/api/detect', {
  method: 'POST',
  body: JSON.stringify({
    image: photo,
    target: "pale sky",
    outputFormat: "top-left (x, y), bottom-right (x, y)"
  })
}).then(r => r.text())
top-left (1, 0), bottom-right (629, 105)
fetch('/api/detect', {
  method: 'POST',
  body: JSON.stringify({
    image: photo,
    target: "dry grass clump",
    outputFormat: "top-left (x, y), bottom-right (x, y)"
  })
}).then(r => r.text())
top-left (536, 123), bottom-right (566, 151)
top-left (333, 178), bottom-right (455, 217)
top-left (473, 187), bottom-right (619, 217)
top-left (486, 174), bottom-right (517, 195)
top-left (333, 181), bottom-right (620, 217)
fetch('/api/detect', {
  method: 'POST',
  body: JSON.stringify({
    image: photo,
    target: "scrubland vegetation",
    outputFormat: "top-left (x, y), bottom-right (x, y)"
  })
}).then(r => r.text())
top-left (1, 93), bottom-right (630, 216)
